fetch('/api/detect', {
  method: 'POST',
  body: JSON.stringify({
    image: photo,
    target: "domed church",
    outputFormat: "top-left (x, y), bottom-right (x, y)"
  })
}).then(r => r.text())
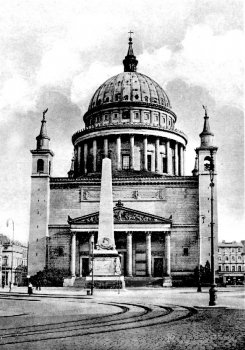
top-left (28, 36), bottom-right (218, 287)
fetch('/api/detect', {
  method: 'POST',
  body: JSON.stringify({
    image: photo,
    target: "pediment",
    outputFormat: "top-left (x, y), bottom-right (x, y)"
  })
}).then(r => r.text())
top-left (68, 201), bottom-right (172, 225)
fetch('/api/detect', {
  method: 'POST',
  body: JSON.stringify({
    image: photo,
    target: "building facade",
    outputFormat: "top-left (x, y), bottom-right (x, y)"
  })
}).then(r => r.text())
top-left (218, 241), bottom-right (245, 285)
top-left (28, 37), bottom-right (218, 286)
top-left (0, 234), bottom-right (28, 286)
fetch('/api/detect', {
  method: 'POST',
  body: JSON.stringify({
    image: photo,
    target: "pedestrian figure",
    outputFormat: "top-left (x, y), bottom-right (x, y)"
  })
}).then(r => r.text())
top-left (9, 281), bottom-right (12, 292)
top-left (28, 282), bottom-right (33, 296)
top-left (38, 280), bottom-right (41, 291)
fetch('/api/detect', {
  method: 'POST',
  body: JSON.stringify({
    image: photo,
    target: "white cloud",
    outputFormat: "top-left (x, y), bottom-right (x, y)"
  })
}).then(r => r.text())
top-left (139, 24), bottom-right (243, 109)
top-left (36, 41), bottom-right (83, 87)
top-left (176, 25), bottom-right (243, 108)
top-left (0, 76), bottom-right (37, 114)
top-left (70, 62), bottom-right (120, 108)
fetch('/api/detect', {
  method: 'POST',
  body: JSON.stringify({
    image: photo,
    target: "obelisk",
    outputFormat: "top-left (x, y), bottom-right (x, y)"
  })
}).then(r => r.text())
top-left (86, 157), bottom-right (125, 288)
top-left (96, 157), bottom-right (116, 252)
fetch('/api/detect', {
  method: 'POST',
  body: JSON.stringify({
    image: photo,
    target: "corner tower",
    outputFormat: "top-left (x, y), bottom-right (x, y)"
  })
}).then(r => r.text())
top-left (195, 106), bottom-right (218, 268)
top-left (28, 109), bottom-right (54, 276)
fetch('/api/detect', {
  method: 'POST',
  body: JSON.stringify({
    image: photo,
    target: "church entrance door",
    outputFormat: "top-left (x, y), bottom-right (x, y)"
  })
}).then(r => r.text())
top-left (81, 257), bottom-right (89, 276)
top-left (154, 258), bottom-right (163, 277)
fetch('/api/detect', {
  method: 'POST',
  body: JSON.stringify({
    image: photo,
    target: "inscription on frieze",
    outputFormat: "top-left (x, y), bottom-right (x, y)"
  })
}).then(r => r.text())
top-left (80, 188), bottom-right (167, 201)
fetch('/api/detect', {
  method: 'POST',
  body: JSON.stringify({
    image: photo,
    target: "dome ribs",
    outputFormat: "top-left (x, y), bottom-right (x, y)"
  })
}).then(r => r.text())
top-left (86, 72), bottom-right (172, 116)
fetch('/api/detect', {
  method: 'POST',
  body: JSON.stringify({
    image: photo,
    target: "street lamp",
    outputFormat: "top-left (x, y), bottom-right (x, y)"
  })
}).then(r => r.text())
top-left (197, 230), bottom-right (202, 292)
top-left (90, 233), bottom-right (94, 296)
top-left (208, 150), bottom-right (217, 306)
top-left (6, 218), bottom-right (14, 285)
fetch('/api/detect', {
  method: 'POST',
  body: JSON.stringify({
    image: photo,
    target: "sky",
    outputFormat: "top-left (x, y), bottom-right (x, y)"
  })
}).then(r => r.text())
top-left (0, 0), bottom-right (243, 244)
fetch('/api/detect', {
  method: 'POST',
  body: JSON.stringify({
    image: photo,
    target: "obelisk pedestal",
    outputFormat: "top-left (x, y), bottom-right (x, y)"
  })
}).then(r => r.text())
top-left (86, 157), bottom-right (125, 288)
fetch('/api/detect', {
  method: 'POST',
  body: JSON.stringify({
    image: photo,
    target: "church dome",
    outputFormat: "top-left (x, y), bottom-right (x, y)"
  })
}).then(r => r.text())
top-left (88, 72), bottom-right (171, 111)
top-left (72, 35), bottom-right (187, 178)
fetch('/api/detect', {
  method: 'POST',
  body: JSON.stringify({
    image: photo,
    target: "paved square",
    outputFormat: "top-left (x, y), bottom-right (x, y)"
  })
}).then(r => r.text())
top-left (0, 287), bottom-right (244, 349)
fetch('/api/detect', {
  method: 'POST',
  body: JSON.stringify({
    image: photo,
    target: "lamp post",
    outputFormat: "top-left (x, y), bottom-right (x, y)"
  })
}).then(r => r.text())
top-left (91, 233), bottom-right (94, 296)
top-left (208, 150), bottom-right (217, 306)
top-left (197, 231), bottom-right (202, 292)
top-left (6, 218), bottom-right (14, 285)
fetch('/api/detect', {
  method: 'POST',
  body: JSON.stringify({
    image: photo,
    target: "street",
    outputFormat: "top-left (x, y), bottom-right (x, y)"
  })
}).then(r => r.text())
top-left (0, 286), bottom-right (244, 349)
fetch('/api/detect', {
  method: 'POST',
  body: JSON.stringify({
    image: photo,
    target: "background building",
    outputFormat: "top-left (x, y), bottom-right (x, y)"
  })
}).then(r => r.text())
top-left (28, 37), bottom-right (218, 287)
top-left (218, 240), bottom-right (245, 285)
top-left (0, 234), bottom-right (28, 286)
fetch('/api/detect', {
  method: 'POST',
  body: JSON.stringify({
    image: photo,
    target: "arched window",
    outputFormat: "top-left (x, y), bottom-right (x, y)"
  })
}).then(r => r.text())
top-left (204, 156), bottom-right (212, 171)
top-left (37, 159), bottom-right (44, 173)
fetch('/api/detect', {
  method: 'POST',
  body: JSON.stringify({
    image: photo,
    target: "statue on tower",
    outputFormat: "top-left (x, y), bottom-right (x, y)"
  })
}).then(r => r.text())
top-left (43, 108), bottom-right (48, 120)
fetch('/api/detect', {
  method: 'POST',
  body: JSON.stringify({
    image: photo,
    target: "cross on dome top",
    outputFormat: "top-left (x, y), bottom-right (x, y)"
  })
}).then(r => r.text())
top-left (123, 31), bottom-right (138, 72)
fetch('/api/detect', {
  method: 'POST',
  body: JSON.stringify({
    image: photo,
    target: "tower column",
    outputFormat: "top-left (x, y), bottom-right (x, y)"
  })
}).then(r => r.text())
top-left (130, 135), bottom-right (134, 170)
top-left (143, 136), bottom-right (148, 171)
top-left (146, 232), bottom-right (152, 277)
top-left (167, 141), bottom-right (172, 175)
top-left (117, 136), bottom-right (122, 170)
top-left (104, 138), bottom-right (108, 158)
top-left (175, 143), bottom-right (179, 176)
top-left (71, 232), bottom-right (76, 277)
top-left (84, 143), bottom-right (88, 174)
top-left (155, 138), bottom-right (160, 173)
top-left (77, 146), bottom-right (81, 174)
top-left (180, 146), bottom-right (184, 176)
top-left (183, 147), bottom-right (185, 175)
top-left (93, 139), bottom-right (97, 172)
top-left (126, 232), bottom-right (133, 277)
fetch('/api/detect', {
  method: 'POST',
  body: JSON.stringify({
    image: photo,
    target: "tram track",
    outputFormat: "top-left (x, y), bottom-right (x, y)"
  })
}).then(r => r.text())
top-left (0, 302), bottom-right (196, 347)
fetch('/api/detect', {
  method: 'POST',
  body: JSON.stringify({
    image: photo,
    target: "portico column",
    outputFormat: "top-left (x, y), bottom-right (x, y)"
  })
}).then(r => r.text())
top-left (167, 140), bottom-right (172, 175)
top-left (104, 138), bottom-right (108, 158)
top-left (130, 135), bottom-right (134, 170)
top-left (84, 143), bottom-right (88, 174)
top-left (175, 143), bottom-right (179, 176)
top-left (143, 136), bottom-right (148, 170)
top-left (165, 232), bottom-right (171, 276)
top-left (89, 233), bottom-right (94, 270)
top-left (93, 139), bottom-right (97, 172)
top-left (126, 232), bottom-right (133, 277)
top-left (71, 232), bottom-right (76, 277)
top-left (146, 232), bottom-right (152, 277)
top-left (155, 138), bottom-right (160, 173)
top-left (117, 136), bottom-right (122, 170)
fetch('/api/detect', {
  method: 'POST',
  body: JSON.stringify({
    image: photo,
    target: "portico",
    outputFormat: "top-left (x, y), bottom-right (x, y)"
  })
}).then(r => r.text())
top-left (68, 201), bottom-right (172, 286)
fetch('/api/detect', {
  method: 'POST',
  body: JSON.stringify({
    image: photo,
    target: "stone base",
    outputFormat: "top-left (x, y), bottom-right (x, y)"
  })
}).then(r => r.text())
top-left (93, 255), bottom-right (121, 276)
top-left (93, 249), bottom-right (119, 257)
top-left (63, 276), bottom-right (76, 287)
top-left (86, 276), bottom-right (125, 289)
top-left (162, 276), bottom-right (172, 287)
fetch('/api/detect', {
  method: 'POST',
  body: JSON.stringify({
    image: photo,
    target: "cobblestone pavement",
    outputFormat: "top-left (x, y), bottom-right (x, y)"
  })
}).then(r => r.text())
top-left (0, 287), bottom-right (244, 349)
